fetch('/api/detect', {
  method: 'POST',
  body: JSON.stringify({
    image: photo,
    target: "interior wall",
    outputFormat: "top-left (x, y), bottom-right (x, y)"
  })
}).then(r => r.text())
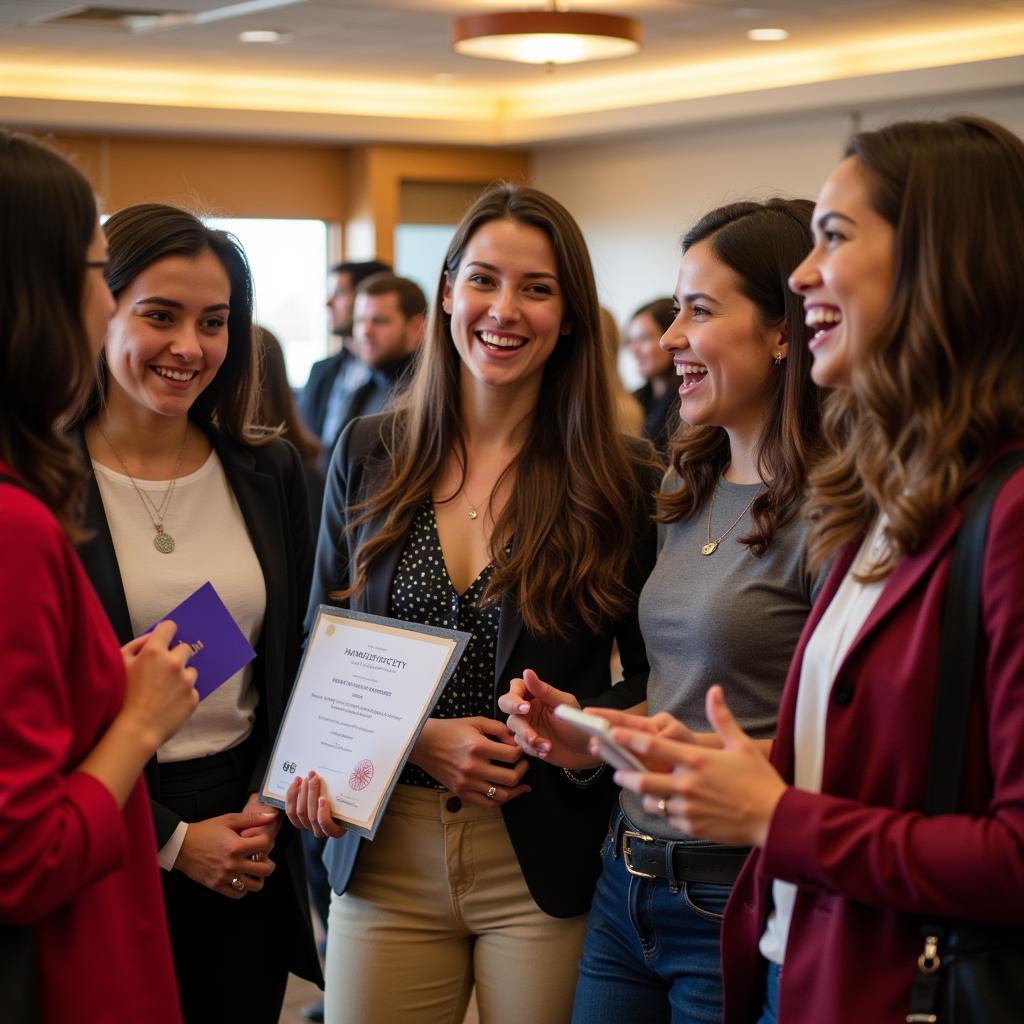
top-left (532, 90), bottom-right (1024, 327)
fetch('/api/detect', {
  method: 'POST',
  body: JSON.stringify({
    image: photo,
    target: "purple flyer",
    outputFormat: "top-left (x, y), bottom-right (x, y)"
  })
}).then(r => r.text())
top-left (143, 581), bottom-right (256, 700)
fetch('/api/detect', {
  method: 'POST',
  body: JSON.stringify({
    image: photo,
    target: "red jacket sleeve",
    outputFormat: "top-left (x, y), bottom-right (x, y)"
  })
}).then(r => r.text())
top-left (0, 493), bottom-right (129, 926)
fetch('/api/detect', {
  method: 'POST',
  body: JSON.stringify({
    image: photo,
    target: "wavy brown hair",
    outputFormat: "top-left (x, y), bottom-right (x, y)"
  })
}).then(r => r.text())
top-left (805, 117), bottom-right (1024, 576)
top-left (0, 132), bottom-right (97, 540)
top-left (79, 203), bottom-right (269, 445)
top-left (340, 182), bottom-right (656, 637)
top-left (659, 199), bottom-right (824, 554)
top-left (255, 326), bottom-right (321, 463)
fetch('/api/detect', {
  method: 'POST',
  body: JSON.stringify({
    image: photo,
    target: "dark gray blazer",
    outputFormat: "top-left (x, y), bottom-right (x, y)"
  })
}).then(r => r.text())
top-left (310, 413), bottom-right (657, 919)
top-left (74, 424), bottom-right (321, 983)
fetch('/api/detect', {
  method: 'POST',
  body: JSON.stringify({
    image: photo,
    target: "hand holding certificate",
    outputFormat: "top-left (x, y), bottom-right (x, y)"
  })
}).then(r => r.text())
top-left (260, 607), bottom-right (469, 838)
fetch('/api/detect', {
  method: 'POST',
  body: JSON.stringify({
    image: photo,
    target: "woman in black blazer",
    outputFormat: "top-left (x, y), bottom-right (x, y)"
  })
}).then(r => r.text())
top-left (286, 184), bottom-right (658, 1024)
top-left (74, 204), bottom-right (321, 1023)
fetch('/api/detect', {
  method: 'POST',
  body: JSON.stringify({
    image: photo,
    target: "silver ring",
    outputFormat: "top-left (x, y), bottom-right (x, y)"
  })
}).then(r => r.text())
top-left (485, 785), bottom-right (497, 801)
top-left (656, 797), bottom-right (669, 817)
top-left (249, 853), bottom-right (262, 862)
top-left (230, 877), bottom-right (245, 892)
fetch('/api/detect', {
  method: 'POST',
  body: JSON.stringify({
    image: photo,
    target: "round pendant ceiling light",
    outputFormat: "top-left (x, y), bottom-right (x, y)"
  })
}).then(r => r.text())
top-left (452, 9), bottom-right (643, 65)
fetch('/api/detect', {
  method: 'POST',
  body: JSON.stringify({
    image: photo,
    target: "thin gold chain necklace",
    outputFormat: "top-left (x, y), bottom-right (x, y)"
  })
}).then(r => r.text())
top-left (701, 486), bottom-right (761, 556)
top-left (96, 421), bottom-right (189, 554)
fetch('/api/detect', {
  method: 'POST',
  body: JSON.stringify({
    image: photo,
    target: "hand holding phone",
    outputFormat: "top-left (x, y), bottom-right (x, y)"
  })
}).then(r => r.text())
top-left (552, 705), bottom-right (646, 772)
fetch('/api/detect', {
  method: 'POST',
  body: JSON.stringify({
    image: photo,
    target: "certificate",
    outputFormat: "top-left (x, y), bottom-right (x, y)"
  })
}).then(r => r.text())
top-left (260, 606), bottom-right (469, 839)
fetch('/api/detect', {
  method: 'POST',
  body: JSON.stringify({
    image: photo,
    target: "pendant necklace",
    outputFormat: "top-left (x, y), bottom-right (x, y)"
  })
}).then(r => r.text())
top-left (96, 421), bottom-right (189, 554)
top-left (702, 485), bottom-right (761, 556)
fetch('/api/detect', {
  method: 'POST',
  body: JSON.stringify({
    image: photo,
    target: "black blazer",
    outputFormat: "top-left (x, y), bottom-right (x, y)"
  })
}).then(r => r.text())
top-left (311, 414), bottom-right (658, 919)
top-left (297, 351), bottom-right (345, 439)
top-left (74, 424), bottom-right (321, 982)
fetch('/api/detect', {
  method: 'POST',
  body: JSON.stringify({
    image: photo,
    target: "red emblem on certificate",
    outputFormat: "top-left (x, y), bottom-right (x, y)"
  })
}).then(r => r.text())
top-left (349, 759), bottom-right (374, 791)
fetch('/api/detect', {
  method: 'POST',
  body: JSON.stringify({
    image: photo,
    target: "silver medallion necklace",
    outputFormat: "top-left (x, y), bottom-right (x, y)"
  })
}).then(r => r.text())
top-left (96, 421), bottom-right (189, 554)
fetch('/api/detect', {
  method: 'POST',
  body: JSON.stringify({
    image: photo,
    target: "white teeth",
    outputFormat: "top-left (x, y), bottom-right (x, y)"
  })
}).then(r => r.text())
top-left (805, 307), bottom-right (842, 328)
top-left (479, 331), bottom-right (526, 349)
top-left (153, 367), bottom-right (196, 382)
top-left (675, 362), bottom-right (707, 377)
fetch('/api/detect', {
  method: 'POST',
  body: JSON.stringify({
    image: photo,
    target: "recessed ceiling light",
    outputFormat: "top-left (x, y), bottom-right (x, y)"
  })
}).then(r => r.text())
top-left (747, 27), bottom-right (789, 42)
top-left (239, 29), bottom-right (287, 43)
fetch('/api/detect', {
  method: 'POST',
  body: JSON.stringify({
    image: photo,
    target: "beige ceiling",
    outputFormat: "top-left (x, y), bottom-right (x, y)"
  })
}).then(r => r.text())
top-left (2, 0), bottom-right (1023, 143)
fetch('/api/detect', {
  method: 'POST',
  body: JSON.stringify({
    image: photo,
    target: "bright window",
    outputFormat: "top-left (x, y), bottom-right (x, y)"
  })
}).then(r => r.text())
top-left (206, 217), bottom-right (329, 388)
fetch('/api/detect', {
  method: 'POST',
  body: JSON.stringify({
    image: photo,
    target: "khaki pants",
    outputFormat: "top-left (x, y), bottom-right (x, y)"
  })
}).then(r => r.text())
top-left (324, 784), bottom-right (588, 1024)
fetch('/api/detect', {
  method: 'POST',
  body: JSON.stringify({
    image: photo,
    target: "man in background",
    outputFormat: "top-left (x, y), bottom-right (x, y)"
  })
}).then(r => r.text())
top-left (346, 272), bottom-right (425, 419)
top-left (297, 259), bottom-right (391, 461)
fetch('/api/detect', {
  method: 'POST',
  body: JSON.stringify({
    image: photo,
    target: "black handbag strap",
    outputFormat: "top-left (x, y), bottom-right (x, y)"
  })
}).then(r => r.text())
top-left (926, 450), bottom-right (1024, 816)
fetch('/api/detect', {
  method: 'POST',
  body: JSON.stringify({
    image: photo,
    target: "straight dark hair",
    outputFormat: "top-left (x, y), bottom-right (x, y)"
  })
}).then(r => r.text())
top-left (0, 131), bottom-right (97, 539)
top-left (659, 199), bottom-right (824, 553)
top-left (340, 182), bottom-right (657, 638)
top-left (81, 203), bottom-right (266, 444)
top-left (255, 326), bottom-right (321, 464)
top-left (806, 116), bottom-right (1024, 576)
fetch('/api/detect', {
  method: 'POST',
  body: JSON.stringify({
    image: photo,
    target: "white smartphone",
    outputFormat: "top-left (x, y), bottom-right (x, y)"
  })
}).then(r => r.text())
top-left (553, 705), bottom-right (646, 772)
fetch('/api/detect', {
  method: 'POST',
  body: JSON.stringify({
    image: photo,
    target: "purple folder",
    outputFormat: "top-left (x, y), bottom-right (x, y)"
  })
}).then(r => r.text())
top-left (143, 581), bottom-right (256, 700)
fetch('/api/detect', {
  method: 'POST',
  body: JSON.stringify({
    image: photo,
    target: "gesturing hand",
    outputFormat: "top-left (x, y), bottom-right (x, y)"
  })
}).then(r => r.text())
top-left (497, 669), bottom-right (603, 770)
top-left (410, 716), bottom-right (531, 807)
top-left (611, 686), bottom-right (786, 848)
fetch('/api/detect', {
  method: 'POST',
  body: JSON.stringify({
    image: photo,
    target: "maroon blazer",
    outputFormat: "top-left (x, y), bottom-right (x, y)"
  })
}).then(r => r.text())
top-left (722, 461), bottom-right (1024, 1023)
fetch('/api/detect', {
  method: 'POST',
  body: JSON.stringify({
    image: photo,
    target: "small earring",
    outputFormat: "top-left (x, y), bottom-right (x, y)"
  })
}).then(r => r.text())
top-left (773, 352), bottom-right (784, 367)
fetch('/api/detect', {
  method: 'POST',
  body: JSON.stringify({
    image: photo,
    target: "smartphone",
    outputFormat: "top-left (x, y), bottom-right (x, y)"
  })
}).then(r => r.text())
top-left (552, 705), bottom-right (646, 772)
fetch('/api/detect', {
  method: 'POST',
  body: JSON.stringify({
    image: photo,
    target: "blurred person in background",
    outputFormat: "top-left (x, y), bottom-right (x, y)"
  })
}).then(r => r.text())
top-left (628, 297), bottom-right (680, 455)
top-left (299, 259), bottom-right (391, 464)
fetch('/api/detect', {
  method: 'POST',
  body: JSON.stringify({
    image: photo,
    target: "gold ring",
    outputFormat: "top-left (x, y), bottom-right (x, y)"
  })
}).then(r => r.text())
top-left (485, 786), bottom-right (497, 800)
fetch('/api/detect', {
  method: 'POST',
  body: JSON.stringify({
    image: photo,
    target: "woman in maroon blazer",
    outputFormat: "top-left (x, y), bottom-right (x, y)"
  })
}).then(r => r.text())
top-left (605, 116), bottom-right (1024, 1022)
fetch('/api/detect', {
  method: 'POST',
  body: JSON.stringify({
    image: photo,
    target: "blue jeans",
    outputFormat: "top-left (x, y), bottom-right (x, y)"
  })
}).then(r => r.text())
top-left (572, 822), bottom-right (731, 1024)
top-left (754, 961), bottom-right (781, 1024)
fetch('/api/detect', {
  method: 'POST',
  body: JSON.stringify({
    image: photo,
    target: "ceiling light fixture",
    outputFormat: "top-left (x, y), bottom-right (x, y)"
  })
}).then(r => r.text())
top-left (239, 29), bottom-right (287, 43)
top-left (747, 27), bottom-right (789, 42)
top-left (452, 3), bottom-right (642, 65)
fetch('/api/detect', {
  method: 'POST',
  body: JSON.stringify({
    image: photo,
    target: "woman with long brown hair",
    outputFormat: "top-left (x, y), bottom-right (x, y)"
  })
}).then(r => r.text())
top-left (501, 198), bottom-right (823, 1024)
top-left (73, 204), bottom-right (321, 1022)
top-left (285, 182), bottom-right (658, 1023)
top-left (0, 133), bottom-right (197, 1023)
top-left (612, 117), bottom-right (1024, 1023)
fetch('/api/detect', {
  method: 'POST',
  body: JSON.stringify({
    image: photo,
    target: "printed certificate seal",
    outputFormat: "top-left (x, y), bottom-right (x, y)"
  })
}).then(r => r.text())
top-left (349, 758), bottom-right (374, 791)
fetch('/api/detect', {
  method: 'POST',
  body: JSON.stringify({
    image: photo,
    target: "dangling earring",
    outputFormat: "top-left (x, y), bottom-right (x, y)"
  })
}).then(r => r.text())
top-left (773, 352), bottom-right (784, 367)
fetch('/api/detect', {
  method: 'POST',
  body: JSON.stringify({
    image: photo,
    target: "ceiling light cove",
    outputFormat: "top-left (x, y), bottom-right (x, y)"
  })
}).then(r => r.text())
top-left (747, 28), bottom-right (789, 42)
top-left (452, 10), bottom-right (643, 65)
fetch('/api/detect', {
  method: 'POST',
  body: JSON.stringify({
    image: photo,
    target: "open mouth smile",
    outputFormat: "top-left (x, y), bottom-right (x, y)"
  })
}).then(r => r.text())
top-left (675, 360), bottom-right (708, 391)
top-left (805, 305), bottom-right (842, 346)
top-left (150, 365), bottom-right (200, 384)
top-left (478, 330), bottom-right (528, 352)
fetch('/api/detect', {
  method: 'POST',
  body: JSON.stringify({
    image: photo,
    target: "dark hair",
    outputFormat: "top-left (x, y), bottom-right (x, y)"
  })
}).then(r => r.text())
top-left (630, 297), bottom-right (676, 336)
top-left (356, 273), bottom-right (427, 320)
top-left (0, 131), bottom-right (97, 539)
top-left (329, 260), bottom-right (392, 288)
top-left (340, 182), bottom-right (656, 638)
top-left (254, 326), bottom-right (321, 464)
top-left (659, 199), bottom-right (824, 554)
top-left (806, 116), bottom-right (1024, 575)
top-left (83, 203), bottom-right (265, 444)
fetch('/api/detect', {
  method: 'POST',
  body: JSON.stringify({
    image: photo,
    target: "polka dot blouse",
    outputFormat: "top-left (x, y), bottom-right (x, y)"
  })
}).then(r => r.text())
top-left (390, 501), bottom-right (500, 790)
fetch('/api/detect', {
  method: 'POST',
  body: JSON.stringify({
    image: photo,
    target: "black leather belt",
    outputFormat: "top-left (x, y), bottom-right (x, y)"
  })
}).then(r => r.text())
top-left (614, 814), bottom-right (749, 886)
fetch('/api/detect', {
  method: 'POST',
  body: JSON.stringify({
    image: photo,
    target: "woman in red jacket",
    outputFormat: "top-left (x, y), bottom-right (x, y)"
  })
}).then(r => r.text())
top-left (0, 132), bottom-right (200, 1022)
top-left (608, 115), bottom-right (1024, 1022)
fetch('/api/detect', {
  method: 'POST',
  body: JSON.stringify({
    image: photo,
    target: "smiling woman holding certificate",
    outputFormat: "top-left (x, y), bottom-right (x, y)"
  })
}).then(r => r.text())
top-left (286, 183), bottom-right (659, 1024)
top-left (73, 204), bottom-right (321, 1022)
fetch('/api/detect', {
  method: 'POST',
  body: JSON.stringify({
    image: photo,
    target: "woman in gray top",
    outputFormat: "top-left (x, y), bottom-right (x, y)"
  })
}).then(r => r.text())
top-left (499, 199), bottom-right (823, 1023)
